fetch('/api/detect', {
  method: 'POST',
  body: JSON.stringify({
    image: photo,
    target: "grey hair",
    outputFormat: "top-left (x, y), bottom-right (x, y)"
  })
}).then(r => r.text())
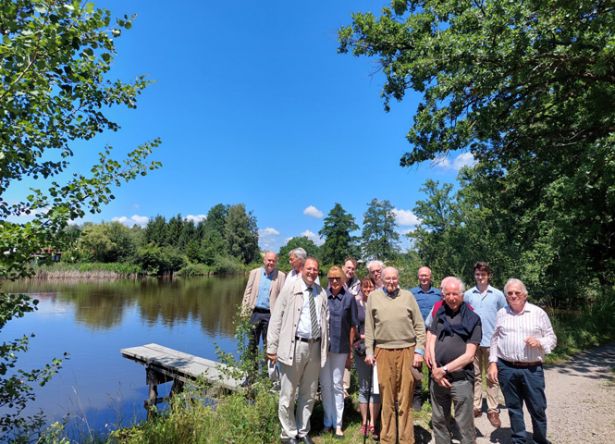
top-left (440, 276), bottom-right (465, 293)
top-left (504, 278), bottom-right (528, 296)
top-left (367, 260), bottom-right (385, 271)
top-left (290, 247), bottom-right (307, 260)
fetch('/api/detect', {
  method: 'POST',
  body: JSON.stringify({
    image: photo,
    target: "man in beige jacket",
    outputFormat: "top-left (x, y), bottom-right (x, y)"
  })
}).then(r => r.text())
top-left (267, 257), bottom-right (329, 444)
top-left (241, 251), bottom-right (286, 361)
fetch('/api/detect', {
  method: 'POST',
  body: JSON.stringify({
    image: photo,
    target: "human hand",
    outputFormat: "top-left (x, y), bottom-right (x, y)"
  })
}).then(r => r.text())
top-left (266, 353), bottom-right (277, 364)
top-left (525, 336), bottom-right (542, 349)
top-left (365, 355), bottom-right (376, 366)
top-left (413, 353), bottom-right (424, 367)
top-left (487, 362), bottom-right (499, 384)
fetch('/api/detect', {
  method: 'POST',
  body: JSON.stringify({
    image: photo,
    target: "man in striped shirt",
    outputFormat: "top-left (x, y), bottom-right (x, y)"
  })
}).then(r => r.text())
top-left (487, 278), bottom-right (557, 444)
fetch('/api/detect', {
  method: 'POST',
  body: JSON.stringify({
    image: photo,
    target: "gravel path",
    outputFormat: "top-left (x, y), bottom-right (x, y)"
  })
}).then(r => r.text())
top-left (473, 343), bottom-right (615, 444)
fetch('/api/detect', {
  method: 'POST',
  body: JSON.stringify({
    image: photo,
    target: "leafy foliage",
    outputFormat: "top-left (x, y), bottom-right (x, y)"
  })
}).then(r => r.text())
top-left (0, 0), bottom-right (160, 438)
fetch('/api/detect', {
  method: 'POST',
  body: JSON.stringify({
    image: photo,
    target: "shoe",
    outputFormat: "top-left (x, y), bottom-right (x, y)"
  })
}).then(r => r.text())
top-left (473, 408), bottom-right (482, 418)
top-left (487, 411), bottom-right (501, 428)
top-left (297, 435), bottom-right (314, 444)
top-left (360, 424), bottom-right (369, 437)
top-left (369, 424), bottom-right (380, 441)
top-left (334, 427), bottom-right (344, 439)
top-left (320, 427), bottom-right (332, 435)
top-left (280, 438), bottom-right (298, 444)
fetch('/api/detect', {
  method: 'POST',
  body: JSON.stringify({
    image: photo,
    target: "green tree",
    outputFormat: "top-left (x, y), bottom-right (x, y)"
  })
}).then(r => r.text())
top-left (144, 215), bottom-right (168, 246)
top-left (361, 198), bottom-right (399, 261)
top-left (0, 1), bottom-right (160, 438)
top-left (339, 0), bottom-right (615, 302)
top-left (77, 222), bottom-right (136, 262)
top-left (319, 203), bottom-right (359, 265)
top-left (225, 204), bottom-right (259, 264)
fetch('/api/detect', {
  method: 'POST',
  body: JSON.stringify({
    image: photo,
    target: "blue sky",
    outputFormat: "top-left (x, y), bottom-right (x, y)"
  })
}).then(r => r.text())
top-left (10, 0), bottom-right (475, 252)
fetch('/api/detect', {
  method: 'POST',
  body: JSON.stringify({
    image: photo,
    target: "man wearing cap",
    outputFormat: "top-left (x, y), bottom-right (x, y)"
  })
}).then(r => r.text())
top-left (241, 251), bottom-right (286, 363)
top-left (267, 257), bottom-right (329, 444)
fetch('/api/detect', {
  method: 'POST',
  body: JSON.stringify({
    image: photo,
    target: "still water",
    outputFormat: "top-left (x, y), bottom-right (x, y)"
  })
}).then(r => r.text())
top-left (1, 276), bottom-right (246, 437)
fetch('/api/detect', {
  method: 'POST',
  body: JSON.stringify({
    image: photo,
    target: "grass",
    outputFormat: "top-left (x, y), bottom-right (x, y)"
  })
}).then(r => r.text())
top-left (34, 262), bottom-right (141, 277)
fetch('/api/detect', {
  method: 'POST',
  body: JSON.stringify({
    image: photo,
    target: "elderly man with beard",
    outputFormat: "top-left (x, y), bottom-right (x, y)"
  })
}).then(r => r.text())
top-left (488, 279), bottom-right (556, 444)
top-left (364, 266), bottom-right (426, 444)
top-left (267, 257), bottom-right (329, 444)
top-left (428, 277), bottom-right (482, 444)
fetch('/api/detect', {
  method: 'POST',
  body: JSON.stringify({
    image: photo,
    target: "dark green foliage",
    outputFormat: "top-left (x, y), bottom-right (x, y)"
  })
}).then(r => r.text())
top-left (340, 0), bottom-right (615, 304)
top-left (224, 204), bottom-right (259, 265)
top-left (319, 203), bottom-right (359, 266)
top-left (278, 237), bottom-right (321, 272)
top-left (361, 198), bottom-right (400, 261)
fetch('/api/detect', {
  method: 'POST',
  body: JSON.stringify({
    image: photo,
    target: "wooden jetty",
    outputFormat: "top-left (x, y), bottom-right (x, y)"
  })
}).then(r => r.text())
top-left (121, 343), bottom-right (246, 409)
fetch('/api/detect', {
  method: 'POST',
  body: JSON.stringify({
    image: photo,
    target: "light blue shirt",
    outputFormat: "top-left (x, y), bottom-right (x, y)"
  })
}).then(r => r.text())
top-left (254, 268), bottom-right (273, 310)
top-left (296, 283), bottom-right (322, 339)
top-left (464, 285), bottom-right (506, 346)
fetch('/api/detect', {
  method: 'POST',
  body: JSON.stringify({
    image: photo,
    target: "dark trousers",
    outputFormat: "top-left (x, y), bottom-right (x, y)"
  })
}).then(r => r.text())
top-left (248, 310), bottom-right (270, 361)
top-left (498, 360), bottom-right (549, 444)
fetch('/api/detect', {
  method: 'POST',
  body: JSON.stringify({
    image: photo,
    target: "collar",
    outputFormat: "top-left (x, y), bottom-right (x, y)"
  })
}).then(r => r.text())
top-left (471, 285), bottom-right (493, 294)
top-left (262, 267), bottom-right (274, 278)
top-left (327, 287), bottom-right (346, 299)
top-left (385, 287), bottom-right (399, 298)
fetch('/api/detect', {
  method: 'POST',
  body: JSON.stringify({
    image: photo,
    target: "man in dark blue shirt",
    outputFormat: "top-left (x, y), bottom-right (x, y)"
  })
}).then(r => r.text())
top-left (410, 266), bottom-right (442, 410)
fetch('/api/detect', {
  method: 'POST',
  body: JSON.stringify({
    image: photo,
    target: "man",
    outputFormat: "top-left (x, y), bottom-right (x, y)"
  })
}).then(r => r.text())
top-left (342, 257), bottom-right (361, 296)
top-left (320, 266), bottom-right (358, 438)
top-left (366, 259), bottom-right (384, 288)
top-left (488, 279), bottom-right (557, 444)
top-left (267, 257), bottom-right (329, 444)
top-left (241, 252), bottom-right (286, 362)
top-left (410, 266), bottom-right (442, 410)
top-left (364, 266), bottom-right (426, 444)
top-left (281, 247), bottom-right (319, 293)
top-left (428, 277), bottom-right (482, 444)
top-left (464, 261), bottom-right (506, 426)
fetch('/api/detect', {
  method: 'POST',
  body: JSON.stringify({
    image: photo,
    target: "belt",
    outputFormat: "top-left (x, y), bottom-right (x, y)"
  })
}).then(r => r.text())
top-left (295, 336), bottom-right (320, 344)
top-left (253, 307), bottom-right (270, 314)
top-left (500, 359), bottom-right (542, 368)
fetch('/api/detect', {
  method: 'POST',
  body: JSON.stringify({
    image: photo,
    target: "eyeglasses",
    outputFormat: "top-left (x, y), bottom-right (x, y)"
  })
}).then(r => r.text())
top-left (506, 291), bottom-right (523, 297)
top-left (328, 277), bottom-right (342, 281)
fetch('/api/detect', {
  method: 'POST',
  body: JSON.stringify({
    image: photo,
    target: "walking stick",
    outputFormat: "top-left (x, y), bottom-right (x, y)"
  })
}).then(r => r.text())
top-left (395, 399), bottom-right (399, 444)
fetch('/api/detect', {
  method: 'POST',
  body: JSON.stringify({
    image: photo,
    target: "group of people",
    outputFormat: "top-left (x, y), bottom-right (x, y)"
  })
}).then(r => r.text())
top-left (241, 250), bottom-right (557, 444)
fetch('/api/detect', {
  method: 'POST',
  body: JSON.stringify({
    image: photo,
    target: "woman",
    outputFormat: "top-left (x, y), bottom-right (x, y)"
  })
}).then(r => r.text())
top-left (320, 266), bottom-right (358, 438)
top-left (354, 276), bottom-right (381, 439)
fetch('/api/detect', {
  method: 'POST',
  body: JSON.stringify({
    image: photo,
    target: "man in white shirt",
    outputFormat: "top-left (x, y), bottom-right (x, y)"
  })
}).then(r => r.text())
top-left (487, 278), bottom-right (557, 444)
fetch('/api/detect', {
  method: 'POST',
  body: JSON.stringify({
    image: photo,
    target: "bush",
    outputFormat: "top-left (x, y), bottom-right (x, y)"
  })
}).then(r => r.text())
top-left (210, 255), bottom-right (246, 275)
top-left (177, 263), bottom-right (211, 277)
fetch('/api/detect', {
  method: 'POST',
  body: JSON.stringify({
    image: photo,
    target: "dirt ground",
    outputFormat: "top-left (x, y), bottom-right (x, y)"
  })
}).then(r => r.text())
top-left (472, 343), bottom-right (615, 444)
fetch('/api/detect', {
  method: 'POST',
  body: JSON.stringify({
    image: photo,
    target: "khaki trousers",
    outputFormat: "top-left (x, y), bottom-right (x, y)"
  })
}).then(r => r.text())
top-left (376, 346), bottom-right (415, 444)
top-left (473, 346), bottom-right (500, 412)
top-left (278, 340), bottom-right (321, 439)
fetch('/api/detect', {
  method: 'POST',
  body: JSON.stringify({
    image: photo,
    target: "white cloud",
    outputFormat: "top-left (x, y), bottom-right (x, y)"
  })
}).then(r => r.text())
top-left (185, 214), bottom-right (207, 223)
top-left (112, 214), bottom-right (150, 227)
top-left (392, 208), bottom-right (421, 227)
top-left (432, 152), bottom-right (477, 171)
top-left (300, 229), bottom-right (323, 246)
top-left (260, 227), bottom-right (280, 236)
top-left (303, 205), bottom-right (324, 219)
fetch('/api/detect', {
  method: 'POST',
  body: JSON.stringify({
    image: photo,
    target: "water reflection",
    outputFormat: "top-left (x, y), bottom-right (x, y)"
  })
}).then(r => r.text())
top-left (1, 276), bottom-right (247, 435)
top-left (3, 276), bottom-right (246, 335)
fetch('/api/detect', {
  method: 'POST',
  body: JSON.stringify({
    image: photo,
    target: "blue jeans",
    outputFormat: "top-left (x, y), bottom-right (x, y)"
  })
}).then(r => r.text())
top-left (497, 360), bottom-right (549, 444)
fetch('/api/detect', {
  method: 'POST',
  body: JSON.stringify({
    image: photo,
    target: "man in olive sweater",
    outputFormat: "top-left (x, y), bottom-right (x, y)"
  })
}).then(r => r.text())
top-left (364, 267), bottom-right (426, 444)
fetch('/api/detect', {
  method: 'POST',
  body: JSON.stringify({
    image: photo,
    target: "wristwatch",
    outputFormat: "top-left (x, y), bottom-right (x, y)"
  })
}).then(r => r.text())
top-left (442, 366), bottom-right (449, 374)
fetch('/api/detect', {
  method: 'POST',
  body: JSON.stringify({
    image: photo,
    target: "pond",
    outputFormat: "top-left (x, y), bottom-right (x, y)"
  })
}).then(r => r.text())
top-left (1, 276), bottom-right (246, 439)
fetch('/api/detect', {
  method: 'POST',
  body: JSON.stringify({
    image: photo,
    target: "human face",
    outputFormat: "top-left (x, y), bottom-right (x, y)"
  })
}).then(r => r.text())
top-left (263, 253), bottom-right (277, 274)
top-left (418, 267), bottom-right (432, 288)
top-left (474, 269), bottom-right (490, 286)
top-left (369, 266), bottom-right (383, 285)
top-left (289, 253), bottom-right (303, 271)
top-left (302, 259), bottom-right (319, 287)
top-left (328, 274), bottom-right (344, 294)
top-left (383, 270), bottom-right (399, 294)
top-left (443, 284), bottom-right (464, 312)
top-left (361, 280), bottom-right (374, 298)
top-left (342, 260), bottom-right (356, 281)
top-left (505, 283), bottom-right (528, 313)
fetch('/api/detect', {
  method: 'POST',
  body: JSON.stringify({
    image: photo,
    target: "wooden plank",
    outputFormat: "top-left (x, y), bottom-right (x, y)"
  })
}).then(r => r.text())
top-left (121, 343), bottom-right (245, 391)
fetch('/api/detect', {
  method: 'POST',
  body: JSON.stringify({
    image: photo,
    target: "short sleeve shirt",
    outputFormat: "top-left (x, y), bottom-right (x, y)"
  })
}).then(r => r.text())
top-left (327, 288), bottom-right (359, 353)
